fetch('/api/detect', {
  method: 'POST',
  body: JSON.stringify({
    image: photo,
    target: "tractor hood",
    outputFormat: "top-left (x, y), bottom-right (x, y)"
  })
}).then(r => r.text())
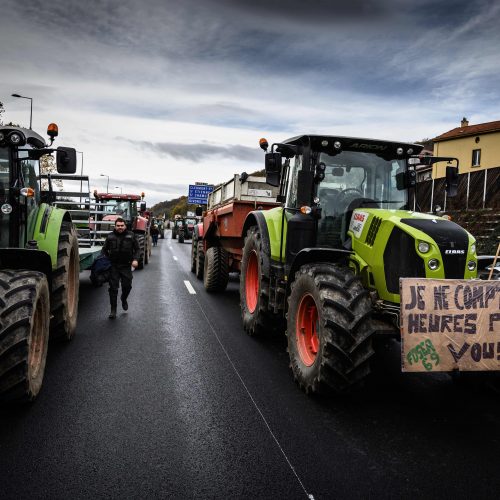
top-left (348, 209), bottom-right (477, 303)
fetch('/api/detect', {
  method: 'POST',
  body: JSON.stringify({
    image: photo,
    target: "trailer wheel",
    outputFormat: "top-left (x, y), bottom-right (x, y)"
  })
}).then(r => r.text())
top-left (191, 238), bottom-right (197, 273)
top-left (196, 241), bottom-right (204, 280)
top-left (287, 263), bottom-right (374, 394)
top-left (0, 270), bottom-right (50, 402)
top-left (203, 246), bottom-right (229, 292)
top-left (50, 222), bottom-right (80, 341)
top-left (137, 234), bottom-right (145, 269)
top-left (240, 226), bottom-right (281, 336)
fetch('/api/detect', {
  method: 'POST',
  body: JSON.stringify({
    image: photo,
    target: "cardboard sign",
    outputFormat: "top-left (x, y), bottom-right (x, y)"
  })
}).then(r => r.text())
top-left (400, 278), bottom-right (500, 372)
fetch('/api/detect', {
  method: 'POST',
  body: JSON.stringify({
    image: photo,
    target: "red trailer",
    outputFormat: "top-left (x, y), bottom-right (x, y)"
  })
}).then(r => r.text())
top-left (191, 174), bottom-right (279, 291)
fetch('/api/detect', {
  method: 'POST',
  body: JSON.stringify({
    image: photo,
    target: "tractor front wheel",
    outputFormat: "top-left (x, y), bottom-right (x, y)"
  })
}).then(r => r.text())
top-left (287, 263), bottom-right (374, 394)
top-left (0, 270), bottom-right (50, 402)
top-left (50, 221), bottom-right (79, 340)
top-left (203, 246), bottom-right (229, 292)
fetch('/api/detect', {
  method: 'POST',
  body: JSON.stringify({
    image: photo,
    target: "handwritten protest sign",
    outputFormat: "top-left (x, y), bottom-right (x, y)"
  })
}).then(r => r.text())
top-left (400, 278), bottom-right (500, 372)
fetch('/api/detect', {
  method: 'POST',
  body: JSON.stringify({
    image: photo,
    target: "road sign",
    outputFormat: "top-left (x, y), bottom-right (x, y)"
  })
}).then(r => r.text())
top-left (188, 184), bottom-right (214, 205)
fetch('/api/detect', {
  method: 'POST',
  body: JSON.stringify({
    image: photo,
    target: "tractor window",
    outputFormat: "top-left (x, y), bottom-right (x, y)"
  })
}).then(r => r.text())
top-left (285, 155), bottom-right (303, 208)
top-left (0, 147), bottom-right (10, 247)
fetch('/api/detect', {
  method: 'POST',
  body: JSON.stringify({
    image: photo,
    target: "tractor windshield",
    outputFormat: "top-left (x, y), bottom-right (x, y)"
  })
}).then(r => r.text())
top-left (317, 151), bottom-right (407, 211)
top-left (0, 147), bottom-right (10, 247)
top-left (316, 151), bottom-right (407, 248)
top-left (102, 199), bottom-right (132, 220)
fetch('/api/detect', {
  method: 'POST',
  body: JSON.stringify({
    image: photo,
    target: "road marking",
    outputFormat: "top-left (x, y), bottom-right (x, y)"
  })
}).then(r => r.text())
top-left (173, 256), bottom-right (178, 261)
top-left (193, 299), bottom-right (314, 499)
top-left (183, 280), bottom-right (196, 294)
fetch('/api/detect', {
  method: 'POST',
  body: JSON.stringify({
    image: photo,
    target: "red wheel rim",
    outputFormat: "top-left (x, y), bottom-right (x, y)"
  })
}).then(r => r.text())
top-left (296, 293), bottom-right (319, 366)
top-left (245, 250), bottom-right (259, 313)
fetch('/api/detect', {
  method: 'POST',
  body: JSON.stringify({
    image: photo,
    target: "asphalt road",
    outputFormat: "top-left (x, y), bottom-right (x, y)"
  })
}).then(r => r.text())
top-left (1, 231), bottom-right (500, 499)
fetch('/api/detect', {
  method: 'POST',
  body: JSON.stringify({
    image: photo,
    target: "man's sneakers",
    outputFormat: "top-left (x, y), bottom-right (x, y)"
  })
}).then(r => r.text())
top-left (109, 306), bottom-right (117, 319)
top-left (121, 298), bottom-right (128, 311)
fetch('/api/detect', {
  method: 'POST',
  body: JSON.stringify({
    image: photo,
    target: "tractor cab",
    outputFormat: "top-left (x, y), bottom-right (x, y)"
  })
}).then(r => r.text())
top-left (260, 134), bottom-right (475, 305)
top-left (0, 125), bottom-right (76, 251)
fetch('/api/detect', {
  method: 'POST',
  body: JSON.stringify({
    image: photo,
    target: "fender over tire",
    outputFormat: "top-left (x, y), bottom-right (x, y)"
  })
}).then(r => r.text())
top-left (0, 270), bottom-right (50, 402)
top-left (50, 221), bottom-right (79, 341)
top-left (203, 246), bottom-right (229, 292)
top-left (287, 263), bottom-right (374, 394)
top-left (240, 226), bottom-right (281, 336)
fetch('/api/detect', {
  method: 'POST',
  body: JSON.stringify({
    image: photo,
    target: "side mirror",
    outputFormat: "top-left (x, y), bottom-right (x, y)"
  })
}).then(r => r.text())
top-left (56, 147), bottom-right (77, 174)
top-left (445, 165), bottom-right (459, 197)
top-left (296, 170), bottom-right (314, 206)
top-left (140, 201), bottom-right (147, 212)
top-left (395, 168), bottom-right (416, 190)
top-left (265, 152), bottom-right (282, 187)
top-left (195, 206), bottom-right (203, 216)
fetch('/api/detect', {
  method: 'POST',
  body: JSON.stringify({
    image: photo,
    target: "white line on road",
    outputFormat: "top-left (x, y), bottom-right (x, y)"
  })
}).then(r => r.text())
top-left (183, 280), bottom-right (196, 294)
top-left (173, 256), bottom-right (178, 261)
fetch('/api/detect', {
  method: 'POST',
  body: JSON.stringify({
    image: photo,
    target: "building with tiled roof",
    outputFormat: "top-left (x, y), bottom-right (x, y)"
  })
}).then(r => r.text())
top-left (431, 117), bottom-right (500, 178)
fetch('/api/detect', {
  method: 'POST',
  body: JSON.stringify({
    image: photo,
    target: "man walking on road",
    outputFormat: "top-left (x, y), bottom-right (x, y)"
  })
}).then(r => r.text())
top-left (103, 218), bottom-right (140, 319)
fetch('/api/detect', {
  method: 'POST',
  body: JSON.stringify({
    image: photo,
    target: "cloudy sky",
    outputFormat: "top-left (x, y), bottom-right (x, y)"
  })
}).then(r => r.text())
top-left (1, 0), bottom-right (499, 205)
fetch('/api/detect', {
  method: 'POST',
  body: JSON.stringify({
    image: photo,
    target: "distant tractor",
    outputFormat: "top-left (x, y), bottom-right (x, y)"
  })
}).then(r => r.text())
top-left (0, 124), bottom-right (79, 402)
top-left (92, 191), bottom-right (152, 269)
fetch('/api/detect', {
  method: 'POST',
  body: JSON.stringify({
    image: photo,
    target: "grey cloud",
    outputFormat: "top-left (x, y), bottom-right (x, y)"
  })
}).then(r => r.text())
top-left (124, 139), bottom-right (262, 163)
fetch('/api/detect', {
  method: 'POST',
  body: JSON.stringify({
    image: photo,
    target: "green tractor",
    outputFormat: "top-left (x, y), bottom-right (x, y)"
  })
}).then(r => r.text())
top-left (0, 124), bottom-right (79, 402)
top-left (239, 135), bottom-right (477, 394)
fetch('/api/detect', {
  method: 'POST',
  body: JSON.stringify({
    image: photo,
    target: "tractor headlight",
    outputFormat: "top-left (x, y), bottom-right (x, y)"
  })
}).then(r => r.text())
top-left (470, 243), bottom-right (476, 255)
top-left (428, 259), bottom-right (440, 271)
top-left (9, 133), bottom-right (22, 145)
top-left (418, 241), bottom-right (430, 253)
top-left (0, 132), bottom-right (5, 142)
top-left (467, 260), bottom-right (476, 271)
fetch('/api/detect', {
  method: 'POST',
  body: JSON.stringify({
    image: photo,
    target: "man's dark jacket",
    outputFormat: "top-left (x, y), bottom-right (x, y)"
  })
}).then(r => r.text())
top-left (103, 229), bottom-right (141, 265)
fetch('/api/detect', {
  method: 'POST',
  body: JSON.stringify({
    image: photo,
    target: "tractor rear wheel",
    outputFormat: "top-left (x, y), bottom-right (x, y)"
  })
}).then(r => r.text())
top-left (287, 263), bottom-right (374, 394)
top-left (137, 234), bottom-right (145, 269)
top-left (203, 246), bottom-right (229, 292)
top-left (172, 230), bottom-right (177, 240)
top-left (0, 270), bottom-right (50, 402)
top-left (144, 236), bottom-right (150, 265)
top-left (195, 241), bottom-right (204, 280)
top-left (179, 234), bottom-right (184, 243)
top-left (240, 226), bottom-right (281, 336)
top-left (50, 221), bottom-right (79, 340)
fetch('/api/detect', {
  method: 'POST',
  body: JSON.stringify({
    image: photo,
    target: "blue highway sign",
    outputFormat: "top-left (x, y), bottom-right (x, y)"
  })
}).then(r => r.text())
top-left (188, 184), bottom-right (214, 205)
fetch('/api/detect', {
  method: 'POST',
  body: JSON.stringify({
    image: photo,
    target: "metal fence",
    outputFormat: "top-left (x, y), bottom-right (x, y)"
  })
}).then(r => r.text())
top-left (411, 166), bottom-right (499, 212)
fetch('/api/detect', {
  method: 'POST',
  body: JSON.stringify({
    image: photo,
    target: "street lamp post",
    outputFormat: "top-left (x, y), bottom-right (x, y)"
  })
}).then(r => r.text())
top-left (100, 174), bottom-right (110, 193)
top-left (115, 186), bottom-right (123, 194)
top-left (12, 93), bottom-right (33, 129)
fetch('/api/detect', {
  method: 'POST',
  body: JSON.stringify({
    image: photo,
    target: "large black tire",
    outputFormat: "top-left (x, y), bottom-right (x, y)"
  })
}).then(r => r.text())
top-left (240, 226), bottom-right (281, 336)
top-left (190, 237), bottom-right (197, 273)
top-left (195, 241), bottom-right (204, 280)
top-left (144, 235), bottom-right (150, 265)
top-left (50, 221), bottom-right (79, 341)
top-left (0, 270), bottom-right (50, 402)
top-left (203, 246), bottom-right (229, 292)
top-left (178, 233), bottom-right (184, 244)
top-left (287, 263), bottom-right (374, 394)
top-left (172, 230), bottom-right (177, 240)
top-left (137, 234), bottom-right (145, 269)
